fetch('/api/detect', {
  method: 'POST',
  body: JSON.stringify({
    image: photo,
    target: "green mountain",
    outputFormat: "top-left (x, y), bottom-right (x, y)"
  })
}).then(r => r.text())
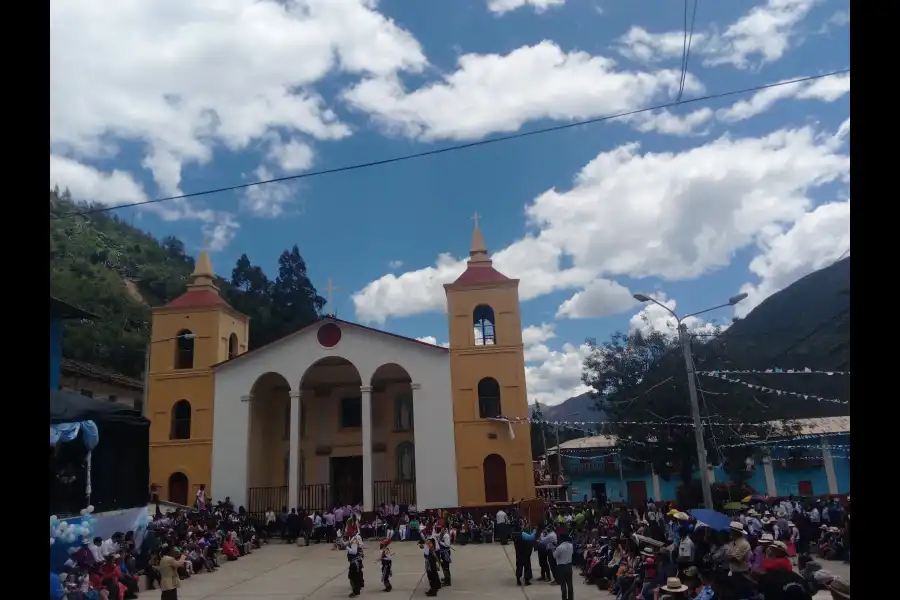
top-left (50, 189), bottom-right (325, 380)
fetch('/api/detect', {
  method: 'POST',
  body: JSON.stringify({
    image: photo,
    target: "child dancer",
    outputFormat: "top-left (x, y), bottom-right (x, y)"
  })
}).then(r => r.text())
top-left (347, 534), bottom-right (364, 597)
top-left (377, 538), bottom-right (394, 592)
top-left (422, 538), bottom-right (441, 597)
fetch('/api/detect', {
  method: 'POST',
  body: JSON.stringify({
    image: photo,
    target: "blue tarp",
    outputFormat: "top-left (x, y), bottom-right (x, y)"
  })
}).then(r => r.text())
top-left (50, 420), bottom-right (99, 449)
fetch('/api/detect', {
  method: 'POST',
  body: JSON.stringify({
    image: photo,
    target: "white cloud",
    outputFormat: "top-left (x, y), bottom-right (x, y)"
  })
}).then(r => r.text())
top-left (624, 108), bottom-right (714, 136)
top-left (50, 0), bottom-right (426, 226)
top-left (556, 279), bottom-right (638, 319)
top-left (202, 214), bottom-right (240, 252)
top-left (615, 0), bottom-right (818, 70)
top-left (415, 336), bottom-right (449, 348)
top-left (737, 200), bottom-right (850, 317)
top-left (523, 323), bottom-right (557, 362)
top-left (487, 0), bottom-right (565, 15)
top-left (266, 138), bottom-right (316, 173)
top-left (525, 342), bottom-right (592, 406)
top-left (241, 166), bottom-right (299, 218)
top-left (717, 73), bottom-right (850, 123)
top-left (388, 260), bottom-right (404, 270)
top-left (343, 41), bottom-right (702, 142)
top-left (353, 123), bottom-right (849, 324)
top-left (628, 292), bottom-right (720, 337)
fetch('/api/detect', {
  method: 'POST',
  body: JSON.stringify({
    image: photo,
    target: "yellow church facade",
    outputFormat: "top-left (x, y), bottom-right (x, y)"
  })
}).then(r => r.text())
top-left (147, 224), bottom-right (535, 511)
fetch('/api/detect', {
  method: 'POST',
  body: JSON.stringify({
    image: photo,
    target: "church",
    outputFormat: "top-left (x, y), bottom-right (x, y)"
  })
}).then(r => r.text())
top-left (146, 222), bottom-right (536, 512)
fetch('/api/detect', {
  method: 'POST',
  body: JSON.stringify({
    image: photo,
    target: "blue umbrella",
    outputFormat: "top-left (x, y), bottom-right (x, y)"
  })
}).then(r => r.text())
top-left (689, 509), bottom-right (732, 532)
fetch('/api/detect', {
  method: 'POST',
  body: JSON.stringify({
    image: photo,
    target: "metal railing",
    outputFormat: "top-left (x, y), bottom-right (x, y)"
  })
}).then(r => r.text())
top-left (299, 484), bottom-right (331, 512)
top-left (247, 486), bottom-right (288, 516)
top-left (374, 480), bottom-right (416, 506)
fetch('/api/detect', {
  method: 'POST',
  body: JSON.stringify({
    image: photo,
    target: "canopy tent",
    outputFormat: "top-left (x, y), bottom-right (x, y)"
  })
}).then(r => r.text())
top-left (49, 390), bottom-right (149, 514)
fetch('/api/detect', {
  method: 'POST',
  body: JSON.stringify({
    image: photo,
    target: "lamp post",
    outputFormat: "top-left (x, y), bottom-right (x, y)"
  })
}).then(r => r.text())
top-left (632, 292), bottom-right (748, 509)
top-left (141, 333), bottom-right (197, 417)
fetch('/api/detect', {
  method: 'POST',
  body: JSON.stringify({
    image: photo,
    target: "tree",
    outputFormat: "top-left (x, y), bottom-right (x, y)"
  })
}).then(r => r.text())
top-left (581, 323), bottom-right (796, 497)
top-left (271, 245), bottom-right (326, 328)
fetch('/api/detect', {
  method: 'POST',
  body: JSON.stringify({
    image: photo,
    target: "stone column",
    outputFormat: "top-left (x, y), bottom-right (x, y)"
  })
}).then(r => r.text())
top-left (821, 438), bottom-right (839, 495)
top-left (361, 385), bottom-right (373, 511)
top-left (762, 457), bottom-right (777, 497)
top-left (288, 391), bottom-right (301, 509)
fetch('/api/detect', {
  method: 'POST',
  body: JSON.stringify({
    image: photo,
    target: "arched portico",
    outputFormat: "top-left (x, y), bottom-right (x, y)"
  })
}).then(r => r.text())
top-left (247, 372), bottom-right (292, 493)
top-left (371, 363), bottom-right (417, 506)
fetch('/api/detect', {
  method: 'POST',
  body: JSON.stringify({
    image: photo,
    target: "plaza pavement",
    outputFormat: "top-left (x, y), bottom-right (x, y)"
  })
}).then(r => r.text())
top-left (165, 541), bottom-right (850, 600)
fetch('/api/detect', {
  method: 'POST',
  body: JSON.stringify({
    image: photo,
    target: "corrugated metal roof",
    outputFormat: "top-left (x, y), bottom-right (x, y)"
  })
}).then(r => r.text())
top-left (546, 416), bottom-right (850, 453)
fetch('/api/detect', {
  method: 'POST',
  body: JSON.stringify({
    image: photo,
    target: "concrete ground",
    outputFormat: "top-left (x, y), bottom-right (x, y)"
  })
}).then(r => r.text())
top-left (166, 541), bottom-right (851, 600)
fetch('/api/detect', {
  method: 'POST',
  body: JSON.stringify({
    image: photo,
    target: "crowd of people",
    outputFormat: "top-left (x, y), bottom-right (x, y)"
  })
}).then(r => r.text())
top-left (500, 496), bottom-right (851, 600)
top-left (50, 499), bottom-right (264, 600)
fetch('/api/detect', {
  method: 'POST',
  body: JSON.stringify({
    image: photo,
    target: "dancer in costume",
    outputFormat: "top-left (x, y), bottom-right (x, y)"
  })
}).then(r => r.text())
top-left (435, 524), bottom-right (452, 587)
top-left (421, 537), bottom-right (441, 597)
top-left (347, 532), bottom-right (364, 597)
top-left (377, 538), bottom-right (394, 592)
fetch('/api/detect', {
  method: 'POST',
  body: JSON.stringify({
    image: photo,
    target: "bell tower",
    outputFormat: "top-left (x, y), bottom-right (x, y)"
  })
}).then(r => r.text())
top-left (444, 215), bottom-right (535, 506)
top-left (147, 249), bottom-right (249, 505)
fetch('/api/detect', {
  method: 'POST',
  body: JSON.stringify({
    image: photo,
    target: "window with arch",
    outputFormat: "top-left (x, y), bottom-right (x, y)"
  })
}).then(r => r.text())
top-left (477, 377), bottom-right (502, 419)
top-left (483, 454), bottom-right (508, 503)
top-left (170, 400), bottom-right (192, 439)
top-left (473, 304), bottom-right (496, 346)
top-left (395, 392), bottom-right (414, 432)
top-left (396, 442), bottom-right (416, 482)
top-left (228, 333), bottom-right (239, 359)
top-left (175, 329), bottom-right (195, 370)
top-left (168, 472), bottom-right (189, 506)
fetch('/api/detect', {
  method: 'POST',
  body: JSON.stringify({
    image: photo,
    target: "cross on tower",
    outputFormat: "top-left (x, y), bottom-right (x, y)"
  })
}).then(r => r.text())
top-left (471, 211), bottom-right (481, 229)
top-left (326, 278), bottom-right (340, 317)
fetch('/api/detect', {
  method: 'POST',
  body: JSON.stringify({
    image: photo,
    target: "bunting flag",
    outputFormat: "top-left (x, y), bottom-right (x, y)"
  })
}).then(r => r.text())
top-left (698, 372), bottom-right (849, 405)
top-left (720, 431), bottom-right (849, 448)
top-left (699, 368), bottom-right (849, 376)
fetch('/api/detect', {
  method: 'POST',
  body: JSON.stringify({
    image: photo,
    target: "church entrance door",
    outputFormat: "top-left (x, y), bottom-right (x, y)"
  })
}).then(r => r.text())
top-left (331, 456), bottom-right (363, 506)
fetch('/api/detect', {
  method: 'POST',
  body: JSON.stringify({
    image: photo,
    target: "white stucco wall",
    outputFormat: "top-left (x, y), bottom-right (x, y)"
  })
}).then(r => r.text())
top-left (211, 321), bottom-right (457, 509)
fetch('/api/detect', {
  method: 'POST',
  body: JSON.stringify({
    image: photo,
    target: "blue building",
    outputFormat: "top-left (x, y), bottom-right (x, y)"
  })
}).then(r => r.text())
top-left (548, 417), bottom-right (850, 504)
top-left (50, 296), bottom-right (97, 390)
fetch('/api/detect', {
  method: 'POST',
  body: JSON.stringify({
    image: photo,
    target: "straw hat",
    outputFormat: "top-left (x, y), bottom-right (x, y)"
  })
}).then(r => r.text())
top-left (758, 533), bottom-right (774, 544)
top-left (660, 577), bottom-right (689, 593)
top-left (770, 540), bottom-right (788, 555)
top-left (828, 578), bottom-right (851, 599)
top-left (729, 521), bottom-right (745, 534)
top-left (672, 511), bottom-right (690, 521)
top-left (640, 546), bottom-right (656, 558)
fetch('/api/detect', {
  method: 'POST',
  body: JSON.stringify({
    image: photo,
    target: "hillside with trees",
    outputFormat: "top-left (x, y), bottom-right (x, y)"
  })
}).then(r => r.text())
top-left (50, 189), bottom-right (324, 379)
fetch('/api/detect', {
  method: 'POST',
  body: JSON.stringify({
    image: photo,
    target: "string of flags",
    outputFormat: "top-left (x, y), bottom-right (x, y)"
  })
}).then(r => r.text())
top-left (507, 416), bottom-right (790, 428)
top-left (699, 368), bottom-right (849, 376)
top-left (698, 373), bottom-right (849, 405)
top-left (720, 431), bottom-right (848, 448)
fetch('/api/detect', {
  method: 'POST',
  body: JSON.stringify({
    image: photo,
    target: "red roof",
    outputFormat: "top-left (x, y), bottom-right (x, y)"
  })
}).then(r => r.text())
top-left (452, 264), bottom-right (511, 285)
top-left (212, 316), bottom-right (448, 370)
top-left (164, 289), bottom-right (234, 311)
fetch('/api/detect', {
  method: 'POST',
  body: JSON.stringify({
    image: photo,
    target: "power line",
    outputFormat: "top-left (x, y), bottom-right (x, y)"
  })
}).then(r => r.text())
top-left (677, 0), bottom-right (700, 103)
top-left (52, 69), bottom-right (850, 221)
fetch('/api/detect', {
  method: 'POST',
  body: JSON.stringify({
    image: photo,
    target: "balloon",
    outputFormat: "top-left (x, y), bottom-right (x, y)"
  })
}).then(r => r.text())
top-left (50, 538), bottom-right (55, 545)
top-left (86, 505), bottom-right (95, 513)
top-left (80, 509), bottom-right (88, 516)
top-left (50, 515), bottom-right (59, 523)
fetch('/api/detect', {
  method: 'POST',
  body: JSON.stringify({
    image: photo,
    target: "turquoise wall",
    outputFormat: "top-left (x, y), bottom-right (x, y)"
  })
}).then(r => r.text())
top-left (559, 434), bottom-right (850, 502)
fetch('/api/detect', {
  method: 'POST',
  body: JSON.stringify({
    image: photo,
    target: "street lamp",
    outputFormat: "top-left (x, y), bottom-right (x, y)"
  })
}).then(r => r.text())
top-left (632, 292), bottom-right (747, 509)
top-left (141, 333), bottom-right (197, 416)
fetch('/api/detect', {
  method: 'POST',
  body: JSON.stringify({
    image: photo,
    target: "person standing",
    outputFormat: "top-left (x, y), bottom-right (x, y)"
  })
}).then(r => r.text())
top-left (541, 526), bottom-right (559, 584)
top-left (422, 538), bottom-right (442, 597)
top-left (515, 526), bottom-right (536, 586)
top-left (158, 545), bottom-right (182, 600)
top-left (496, 508), bottom-right (510, 545)
top-left (347, 534), bottom-right (364, 597)
top-left (377, 538), bottom-right (394, 592)
top-left (553, 532), bottom-right (575, 600)
top-left (436, 525), bottom-right (453, 587)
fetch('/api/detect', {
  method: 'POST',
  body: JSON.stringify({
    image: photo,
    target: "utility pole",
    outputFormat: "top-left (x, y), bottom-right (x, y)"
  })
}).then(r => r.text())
top-left (680, 323), bottom-right (713, 510)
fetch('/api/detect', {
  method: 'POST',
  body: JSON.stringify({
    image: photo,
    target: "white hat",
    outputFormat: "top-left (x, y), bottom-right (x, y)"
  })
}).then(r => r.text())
top-left (759, 533), bottom-right (774, 544)
top-left (770, 541), bottom-right (789, 554)
top-left (729, 521), bottom-right (745, 533)
top-left (661, 577), bottom-right (689, 593)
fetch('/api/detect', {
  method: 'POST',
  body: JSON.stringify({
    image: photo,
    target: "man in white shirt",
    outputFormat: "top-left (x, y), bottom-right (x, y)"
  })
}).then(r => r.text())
top-left (496, 509), bottom-right (510, 545)
top-left (89, 537), bottom-right (104, 563)
top-left (100, 532), bottom-right (123, 558)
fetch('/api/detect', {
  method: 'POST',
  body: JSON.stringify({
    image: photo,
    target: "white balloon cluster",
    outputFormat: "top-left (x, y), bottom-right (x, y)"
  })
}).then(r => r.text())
top-left (49, 505), bottom-right (95, 546)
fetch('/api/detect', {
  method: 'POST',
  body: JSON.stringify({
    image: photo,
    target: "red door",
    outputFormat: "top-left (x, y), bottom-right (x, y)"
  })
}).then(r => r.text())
top-left (626, 480), bottom-right (648, 507)
top-left (483, 454), bottom-right (508, 503)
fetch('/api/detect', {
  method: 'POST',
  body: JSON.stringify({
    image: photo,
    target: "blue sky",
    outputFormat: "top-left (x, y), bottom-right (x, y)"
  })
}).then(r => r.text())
top-left (50, 0), bottom-right (850, 404)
